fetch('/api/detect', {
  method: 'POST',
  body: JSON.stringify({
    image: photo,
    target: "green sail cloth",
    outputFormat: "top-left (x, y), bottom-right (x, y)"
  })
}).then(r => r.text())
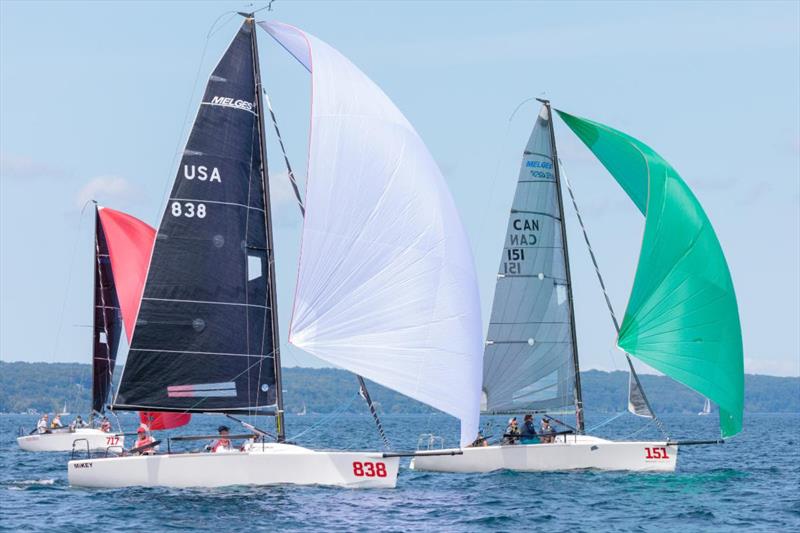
top-left (557, 110), bottom-right (744, 438)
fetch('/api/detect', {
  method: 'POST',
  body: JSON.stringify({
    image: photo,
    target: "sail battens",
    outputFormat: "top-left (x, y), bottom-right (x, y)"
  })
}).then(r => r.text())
top-left (132, 348), bottom-right (275, 358)
top-left (509, 209), bottom-right (562, 221)
top-left (557, 110), bottom-right (744, 438)
top-left (92, 210), bottom-right (122, 415)
top-left (168, 197), bottom-right (265, 212)
top-left (115, 21), bottom-right (279, 414)
top-left (111, 404), bottom-right (276, 414)
top-left (142, 297), bottom-right (270, 309)
top-left (523, 151), bottom-right (554, 160)
top-left (482, 105), bottom-right (579, 415)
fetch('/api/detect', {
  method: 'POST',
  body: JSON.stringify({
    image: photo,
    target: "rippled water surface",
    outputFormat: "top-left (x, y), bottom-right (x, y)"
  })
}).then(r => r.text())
top-left (1, 412), bottom-right (798, 532)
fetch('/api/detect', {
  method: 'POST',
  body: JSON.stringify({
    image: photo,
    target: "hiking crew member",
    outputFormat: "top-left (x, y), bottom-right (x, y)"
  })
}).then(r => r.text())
top-left (540, 418), bottom-right (556, 443)
top-left (132, 424), bottom-right (156, 455)
top-left (503, 417), bottom-right (521, 445)
top-left (69, 415), bottom-right (87, 431)
top-left (210, 425), bottom-right (232, 453)
top-left (51, 414), bottom-right (63, 429)
top-left (520, 414), bottom-right (540, 445)
top-left (36, 414), bottom-right (50, 434)
top-left (100, 417), bottom-right (112, 433)
top-left (468, 430), bottom-right (489, 448)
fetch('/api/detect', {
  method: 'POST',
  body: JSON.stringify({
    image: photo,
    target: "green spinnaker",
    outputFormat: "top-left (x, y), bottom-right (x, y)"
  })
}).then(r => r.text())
top-left (557, 110), bottom-right (743, 438)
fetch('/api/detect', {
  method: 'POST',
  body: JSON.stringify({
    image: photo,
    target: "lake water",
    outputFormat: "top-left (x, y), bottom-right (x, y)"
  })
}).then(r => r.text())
top-left (1, 411), bottom-right (798, 532)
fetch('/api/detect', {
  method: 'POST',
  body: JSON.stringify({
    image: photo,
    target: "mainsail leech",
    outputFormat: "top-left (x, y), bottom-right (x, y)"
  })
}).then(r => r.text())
top-left (92, 208), bottom-right (123, 415)
top-left (557, 110), bottom-right (744, 438)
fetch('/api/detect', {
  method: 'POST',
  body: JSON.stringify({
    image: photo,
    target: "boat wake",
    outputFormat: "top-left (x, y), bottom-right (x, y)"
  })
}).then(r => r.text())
top-left (4, 479), bottom-right (57, 490)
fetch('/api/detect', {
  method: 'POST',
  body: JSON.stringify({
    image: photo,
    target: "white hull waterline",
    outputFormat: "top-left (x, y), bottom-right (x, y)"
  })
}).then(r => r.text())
top-left (410, 435), bottom-right (678, 473)
top-left (69, 442), bottom-right (399, 489)
top-left (17, 429), bottom-right (124, 452)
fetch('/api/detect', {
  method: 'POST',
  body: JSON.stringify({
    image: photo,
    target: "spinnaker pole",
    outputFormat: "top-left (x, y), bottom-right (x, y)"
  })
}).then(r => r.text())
top-left (249, 14), bottom-right (286, 442)
top-left (539, 98), bottom-right (584, 432)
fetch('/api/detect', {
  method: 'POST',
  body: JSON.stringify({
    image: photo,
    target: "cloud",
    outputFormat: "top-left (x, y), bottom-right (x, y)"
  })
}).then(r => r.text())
top-left (74, 175), bottom-right (138, 208)
top-left (0, 153), bottom-right (67, 180)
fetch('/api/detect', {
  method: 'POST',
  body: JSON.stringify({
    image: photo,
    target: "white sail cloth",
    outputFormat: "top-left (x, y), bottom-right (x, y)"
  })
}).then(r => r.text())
top-left (259, 21), bottom-right (483, 447)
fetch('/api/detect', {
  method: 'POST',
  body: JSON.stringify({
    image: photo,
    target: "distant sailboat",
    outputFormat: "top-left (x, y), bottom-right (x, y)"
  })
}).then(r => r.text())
top-left (59, 402), bottom-right (70, 416)
top-left (699, 398), bottom-right (712, 416)
top-left (298, 403), bottom-right (307, 416)
top-left (16, 206), bottom-right (147, 452)
top-left (412, 101), bottom-right (744, 473)
top-left (69, 15), bottom-right (481, 489)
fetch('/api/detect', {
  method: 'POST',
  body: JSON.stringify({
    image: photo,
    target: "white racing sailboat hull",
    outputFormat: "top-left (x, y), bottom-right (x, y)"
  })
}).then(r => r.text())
top-left (410, 436), bottom-right (677, 473)
top-left (17, 429), bottom-right (124, 452)
top-left (68, 443), bottom-right (399, 489)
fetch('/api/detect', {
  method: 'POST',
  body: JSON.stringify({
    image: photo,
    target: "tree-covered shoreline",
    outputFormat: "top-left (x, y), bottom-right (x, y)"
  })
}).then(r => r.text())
top-left (0, 361), bottom-right (797, 415)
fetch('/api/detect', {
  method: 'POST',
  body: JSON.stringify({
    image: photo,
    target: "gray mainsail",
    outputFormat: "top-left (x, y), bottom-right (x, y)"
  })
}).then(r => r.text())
top-left (483, 103), bottom-right (581, 418)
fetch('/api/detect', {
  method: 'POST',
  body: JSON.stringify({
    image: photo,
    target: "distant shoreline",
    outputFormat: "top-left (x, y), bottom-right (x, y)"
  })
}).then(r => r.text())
top-left (1, 361), bottom-right (798, 415)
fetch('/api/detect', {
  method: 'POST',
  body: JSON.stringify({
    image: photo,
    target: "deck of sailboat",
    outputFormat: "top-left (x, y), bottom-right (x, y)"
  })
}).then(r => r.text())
top-left (68, 442), bottom-right (400, 489)
top-left (410, 435), bottom-right (678, 473)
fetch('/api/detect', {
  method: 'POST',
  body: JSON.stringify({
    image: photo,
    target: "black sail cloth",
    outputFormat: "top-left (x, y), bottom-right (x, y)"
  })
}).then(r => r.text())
top-left (93, 210), bottom-right (123, 415)
top-left (114, 22), bottom-right (277, 413)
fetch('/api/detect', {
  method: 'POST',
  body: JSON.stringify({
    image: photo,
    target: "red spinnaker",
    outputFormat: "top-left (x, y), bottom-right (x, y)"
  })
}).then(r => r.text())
top-left (96, 207), bottom-right (156, 341)
top-left (140, 411), bottom-right (192, 431)
top-left (98, 206), bottom-right (191, 429)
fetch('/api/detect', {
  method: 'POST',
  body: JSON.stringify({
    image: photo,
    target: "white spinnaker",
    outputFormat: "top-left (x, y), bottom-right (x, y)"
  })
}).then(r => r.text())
top-left (259, 21), bottom-right (483, 447)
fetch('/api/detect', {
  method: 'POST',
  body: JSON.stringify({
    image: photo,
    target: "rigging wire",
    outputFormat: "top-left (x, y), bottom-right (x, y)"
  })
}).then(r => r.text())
top-left (557, 157), bottom-right (669, 440)
top-left (152, 11), bottom-right (240, 222)
top-left (49, 200), bottom-right (93, 363)
top-left (286, 392), bottom-right (360, 442)
top-left (262, 87), bottom-right (392, 449)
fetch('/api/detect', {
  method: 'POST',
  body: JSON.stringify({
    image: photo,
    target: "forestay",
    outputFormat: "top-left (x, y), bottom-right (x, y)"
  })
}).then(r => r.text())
top-left (259, 21), bottom-right (483, 447)
top-left (483, 105), bottom-right (578, 413)
top-left (558, 110), bottom-right (744, 438)
top-left (114, 22), bottom-right (278, 414)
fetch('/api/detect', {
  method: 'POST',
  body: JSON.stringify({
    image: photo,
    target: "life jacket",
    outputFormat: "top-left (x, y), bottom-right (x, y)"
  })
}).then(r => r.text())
top-left (134, 435), bottom-right (155, 454)
top-left (211, 438), bottom-right (231, 452)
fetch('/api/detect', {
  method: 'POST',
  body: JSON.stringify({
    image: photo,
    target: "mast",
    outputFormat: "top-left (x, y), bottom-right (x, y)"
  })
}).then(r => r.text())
top-left (91, 204), bottom-right (101, 421)
top-left (248, 15), bottom-right (286, 442)
top-left (539, 98), bottom-right (584, 432)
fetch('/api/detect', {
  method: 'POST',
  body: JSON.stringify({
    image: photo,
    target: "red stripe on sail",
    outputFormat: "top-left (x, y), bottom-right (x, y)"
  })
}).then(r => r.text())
top-left (140, 411), bottom-right (191, 431)
top-left (96, 207), bottom-right (156, 341)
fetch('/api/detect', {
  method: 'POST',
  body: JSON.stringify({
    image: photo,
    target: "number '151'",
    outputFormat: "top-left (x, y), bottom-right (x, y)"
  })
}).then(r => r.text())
top-left (645, 447), bottom-right (669, 459)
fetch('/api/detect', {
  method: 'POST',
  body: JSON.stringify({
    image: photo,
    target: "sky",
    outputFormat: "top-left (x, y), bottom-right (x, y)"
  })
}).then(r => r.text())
top-left (1, 1), bottom-right (798, 377)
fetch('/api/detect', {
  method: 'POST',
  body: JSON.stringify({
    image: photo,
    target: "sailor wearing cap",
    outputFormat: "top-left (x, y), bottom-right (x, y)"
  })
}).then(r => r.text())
top-left (132, 424), bottom-right (156, 455)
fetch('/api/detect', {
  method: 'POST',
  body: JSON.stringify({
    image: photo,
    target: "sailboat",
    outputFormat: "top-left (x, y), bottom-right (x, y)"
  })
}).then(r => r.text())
top-left (68, 16), bottom-right (482, 489)
top-left (699, 398), bottom-right (712, 416)
top-left (16, 206), bottom-right (144, 452)
top-left (411, 101), bottom-right (743, 473)
top-left (60, 402), bottom-right (70, 416)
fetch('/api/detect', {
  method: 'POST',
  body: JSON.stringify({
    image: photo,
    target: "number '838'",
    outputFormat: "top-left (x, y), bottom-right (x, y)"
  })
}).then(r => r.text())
top-left (171, 201), bottom-right (206, 218)
top-left (352, 461), bottom-right (387, 477)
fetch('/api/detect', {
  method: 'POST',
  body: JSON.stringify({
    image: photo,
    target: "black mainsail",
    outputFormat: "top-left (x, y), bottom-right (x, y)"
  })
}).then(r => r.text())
top-left (92, 206), bottom-right (123, 416)
top-left (482, 102), bottom-right (583, 429)
top-left (113, 20), bottom-right (281, 420)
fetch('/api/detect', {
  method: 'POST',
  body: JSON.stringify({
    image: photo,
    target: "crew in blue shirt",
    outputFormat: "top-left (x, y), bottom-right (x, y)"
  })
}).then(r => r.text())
top-left (520, 414), bottom-right (540, 444)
